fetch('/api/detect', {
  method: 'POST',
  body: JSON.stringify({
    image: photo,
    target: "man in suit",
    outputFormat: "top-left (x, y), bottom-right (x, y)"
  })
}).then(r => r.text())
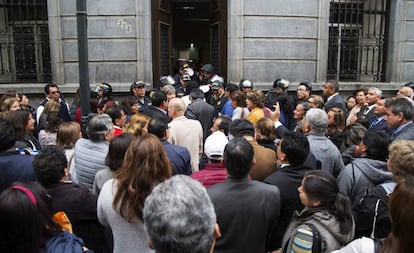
top-left (264, 131), bottom-right (313, 249)
top-left (385, 97), bottom-right (414, 141)
top-left (145, 90), bottom-right (170, 125)
top-left (368, 97), bottom-right (393, 135)
top-left (147, 117), bottom-right (192, 175)
top-left (168, 98), bottom-right (203, 171)
top-left (358, 87), bottom-right (382, 127)
top-left (229, 119), bottom-right (277, 181)
top-left (185, 88), bottom-right (217, 142)
top-left (207, 137), bottom-right (280, 253)
top-left (323, 79), bottom-right (347, 112)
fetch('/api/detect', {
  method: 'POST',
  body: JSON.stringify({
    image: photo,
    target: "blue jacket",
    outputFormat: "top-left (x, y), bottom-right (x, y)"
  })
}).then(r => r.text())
top-left (0, 150), bottom-right (36, 192)
top-left (162, 140), bottom-right (192, 175)
top-left (44, 231), bottom-right (93, 253)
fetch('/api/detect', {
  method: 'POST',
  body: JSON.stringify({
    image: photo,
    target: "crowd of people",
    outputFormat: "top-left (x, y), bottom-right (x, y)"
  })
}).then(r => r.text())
top-left (1, 62), bottom-right (414, 253)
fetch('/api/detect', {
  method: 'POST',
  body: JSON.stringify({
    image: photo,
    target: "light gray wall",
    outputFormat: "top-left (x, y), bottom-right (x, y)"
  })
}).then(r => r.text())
top-left (227, 0), bottom-right (328, 87)
top-left (49, 0), bottom-right (152, 86)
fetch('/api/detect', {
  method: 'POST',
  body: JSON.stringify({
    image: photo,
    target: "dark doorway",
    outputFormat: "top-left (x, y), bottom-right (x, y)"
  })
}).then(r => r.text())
top-left (152, 0), bottom-right (227, 87)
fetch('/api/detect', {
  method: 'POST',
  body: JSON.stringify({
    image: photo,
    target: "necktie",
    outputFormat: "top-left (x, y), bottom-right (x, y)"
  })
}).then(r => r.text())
top-left (370, 117), bottom-right (380, 128)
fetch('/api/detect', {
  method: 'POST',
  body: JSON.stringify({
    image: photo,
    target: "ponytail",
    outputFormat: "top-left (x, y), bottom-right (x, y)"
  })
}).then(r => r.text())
top-left (334, 192), bottom-right (354, 234)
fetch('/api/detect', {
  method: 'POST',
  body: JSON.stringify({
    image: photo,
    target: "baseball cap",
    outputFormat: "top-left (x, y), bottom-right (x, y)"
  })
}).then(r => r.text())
top-left (201, 64), bottom-right (215, 73)
top-left (211, 81), bottom-right (223, 90)
top-left (131, 80), bottom-right (146, 88)
top-left (204, 131), bottom-right (229, 160)
top-left (299, 81), bottom-right (312, 92)
top-left (159, 76), bottom-right (175, 86)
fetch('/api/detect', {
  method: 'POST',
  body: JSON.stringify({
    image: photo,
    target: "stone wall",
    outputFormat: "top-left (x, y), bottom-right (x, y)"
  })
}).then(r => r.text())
top-left (49, 0), bottom-right (152, 85)
top-left (227, 0), bottom-right (329, 86)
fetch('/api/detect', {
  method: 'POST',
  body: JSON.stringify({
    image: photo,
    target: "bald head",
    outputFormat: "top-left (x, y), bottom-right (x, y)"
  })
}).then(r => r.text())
top-left (168, 98), bottom-right (186, 119)
top-left (397, 86), bottom-right (413, 99)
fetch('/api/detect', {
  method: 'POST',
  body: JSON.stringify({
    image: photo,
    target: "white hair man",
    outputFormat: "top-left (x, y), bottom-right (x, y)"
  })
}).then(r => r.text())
top-left (143, 175), bottom-right (221, 253)
top-left (303, 108), bottom-right (345, 177)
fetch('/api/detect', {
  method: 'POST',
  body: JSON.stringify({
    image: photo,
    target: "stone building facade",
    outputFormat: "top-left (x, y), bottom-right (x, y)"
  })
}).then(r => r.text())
top-left (0, 0), bottom-right (413, 96)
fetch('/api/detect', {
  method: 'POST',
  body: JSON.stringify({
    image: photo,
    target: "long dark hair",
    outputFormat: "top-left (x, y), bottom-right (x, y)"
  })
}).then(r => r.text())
top-left (113, 134), bottom-right (171, 221)
top-left (303, 170), bottom-right (354, 234)
top-left (381, 177), bottom-right (414, 253)
top-left (0, 181), bottom-right (61, 253)
top-left (105, 133), bottom-right (135, 171)
top-left (3, 109), bottom-right (31, 139)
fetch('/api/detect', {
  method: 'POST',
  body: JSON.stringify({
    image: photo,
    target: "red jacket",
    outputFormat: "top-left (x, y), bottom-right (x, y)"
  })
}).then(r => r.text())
top-left (191, 162), bottom-right (227, 188)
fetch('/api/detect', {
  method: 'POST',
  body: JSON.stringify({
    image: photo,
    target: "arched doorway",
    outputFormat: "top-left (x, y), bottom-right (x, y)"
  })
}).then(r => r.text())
top-left (152, 0), bottom-right (227, 87)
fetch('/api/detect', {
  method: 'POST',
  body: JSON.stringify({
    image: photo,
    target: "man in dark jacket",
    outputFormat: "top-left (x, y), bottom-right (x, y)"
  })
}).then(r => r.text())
top-left (145, 90), bottom-right (170, 125)
top-left (208, 137), bottom-right (280, 253)
top-left (385, 97), bottom-right (414, 141)
top-left (185, 88), bottom-right (217, 142)
top-left (33, 145), bottom-right (109, 253)
top-left (264, 131), bottom-right (313, 249)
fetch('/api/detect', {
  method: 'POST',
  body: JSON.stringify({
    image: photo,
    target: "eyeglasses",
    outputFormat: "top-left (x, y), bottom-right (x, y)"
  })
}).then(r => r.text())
top-left (297, 88), bottom-right (307, 92)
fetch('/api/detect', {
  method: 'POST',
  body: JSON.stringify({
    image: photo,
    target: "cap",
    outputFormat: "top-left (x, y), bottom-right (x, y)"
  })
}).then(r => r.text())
top-left (131, 80), bottom-right (146, 88)
top-left (204, 131), bottom-right (229, 159)
top-left (211, 80), bottom-right (223, 90)
top-left (159, 76), bottom-right (175, 86)
top-left (201, 64), bottom-right (215, 73)
top-left (299, 81), bottom-right (312, 92)
top-left (179, 62), bottom-right (189, 69)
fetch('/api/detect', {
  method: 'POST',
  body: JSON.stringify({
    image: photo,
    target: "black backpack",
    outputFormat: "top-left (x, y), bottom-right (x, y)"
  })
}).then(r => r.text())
top-left (353, 181), bottom-right (396, 239)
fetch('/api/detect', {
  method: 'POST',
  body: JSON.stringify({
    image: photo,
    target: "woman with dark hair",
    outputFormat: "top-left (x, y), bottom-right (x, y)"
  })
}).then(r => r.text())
top-left (3, 109), bottom-right (41, 154)
top-left (97, 134), bottom-right (171, 253)
top-left (18, 93), bottom-right (36, 116)
top-left (93, 133), bottom-right (135, 194)
top-left (230, 90), bottom-right (249, 120)
top-left (38, 111), bottom-right (63, 148)
top-left (326, 107), bottom-right (346, 150)
top-left (346, 88), bottom-right (368, 126)
top-left (281, 170), bottom-right (354, 253)
top-left (340, 123), bottom-right (367, 165)
top-left (0, 181), bottom-right (91, 253)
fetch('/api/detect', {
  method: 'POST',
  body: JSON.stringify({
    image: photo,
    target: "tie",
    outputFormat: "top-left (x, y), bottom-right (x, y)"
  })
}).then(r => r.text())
top-left (370, 117), bottom-right (380, 128)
